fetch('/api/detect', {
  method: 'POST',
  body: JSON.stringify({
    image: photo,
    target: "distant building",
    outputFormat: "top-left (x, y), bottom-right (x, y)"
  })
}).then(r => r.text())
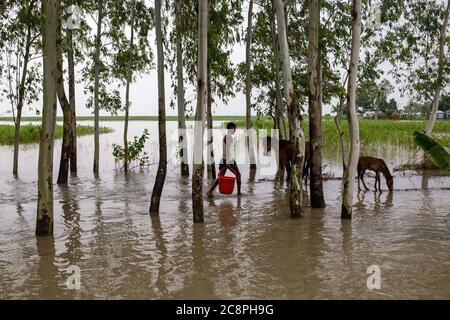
top-left (447, 110), bottom-right (450, 119)
top-left (363, 111), bottom-right (375, 119)
top-left (436, 110), bottom-right (445, 119)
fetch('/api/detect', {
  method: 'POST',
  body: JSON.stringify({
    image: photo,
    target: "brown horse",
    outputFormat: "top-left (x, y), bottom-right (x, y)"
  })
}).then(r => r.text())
top-left (357, 156), bottom-right (394, 192)
top-left (264, 136), bottom-right (310, 182)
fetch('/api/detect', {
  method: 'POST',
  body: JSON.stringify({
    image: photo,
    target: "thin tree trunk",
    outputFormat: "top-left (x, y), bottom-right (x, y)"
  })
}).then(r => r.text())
top-left (67, 0), bottom-right (77, 173)
top-left (36, 0), bottom-right (58, 236)
top-left (275, 0), bottom-right (305, 218)
top-left (206, 64), bottom-right (216, 179)
top-left (123, 4), bottom-right (135, 173)
top-left (246, 0), bottom-right (256, 170)
top-left (175, 0), bottom-right (189, 177)
top-left (425, 0), bottom-right (449, 136)
top-left (93, 0), bottom-right (103, 174)
top-left (341, 0), bottom-right (362, 219)
top-left (192, 0), bottom-right (208, 223)
top-left (308, 0), bottom-right (325, 208)
top-left (270, 2), bottom-right (284, 140)
top-left (56, 1), bottom-right (73, 185)
top-left (13, 0), bottom-right (34, 176)
top-left (150, 0), bottom-right (167, 215)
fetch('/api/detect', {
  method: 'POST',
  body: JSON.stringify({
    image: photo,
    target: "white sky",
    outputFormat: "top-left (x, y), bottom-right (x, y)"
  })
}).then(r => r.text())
top-left (0, 2), bottom-right (410, 118)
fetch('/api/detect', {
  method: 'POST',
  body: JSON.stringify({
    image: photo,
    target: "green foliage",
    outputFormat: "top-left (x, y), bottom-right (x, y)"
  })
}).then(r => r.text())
top-left (0, 124), bottom-right (113, 145)
top-left (413, 131), bottom-right (450, 171)
top-left (112, 129), bottom-right (150, 169)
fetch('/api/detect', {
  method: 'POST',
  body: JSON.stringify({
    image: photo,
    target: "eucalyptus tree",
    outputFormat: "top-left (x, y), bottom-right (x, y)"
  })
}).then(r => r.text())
top-left (173, 0), bottom-right (189, 177)
top-left (55, 0), bottom-right (74, 184)
top-left (307, 0), bottom-right (325, 208)
top-left (107, 0), bottom-right (153, 173)
top-left (80, 0), bottom-right (124, 174)
top-left (341, 0), bottom-right (362, 220)
top-left (0, 0), bottom-right (41, 176)
top-left (192, 0), bottom-right (208, 223)
top-left (275, 0), bottom-right (306, 218)
top-left (245, 0), bottom-right (257, 171)
top-left (150, 0), bottom-right (167, 215)
top-left (375, 0), bottom-right (450, 136)
top-left (177, 0), bottom-right (243, 179)
top-left (36, 0), bottom-right (58, 236)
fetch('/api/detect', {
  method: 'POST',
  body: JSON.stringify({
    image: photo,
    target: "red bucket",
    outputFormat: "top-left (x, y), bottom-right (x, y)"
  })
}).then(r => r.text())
top-left (218, 168), bottom-right (236, 195)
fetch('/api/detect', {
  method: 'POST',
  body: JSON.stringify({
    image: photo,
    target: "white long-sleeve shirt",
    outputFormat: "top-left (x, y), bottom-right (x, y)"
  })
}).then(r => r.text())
top-left (223, 132), bottom-right (235, 163)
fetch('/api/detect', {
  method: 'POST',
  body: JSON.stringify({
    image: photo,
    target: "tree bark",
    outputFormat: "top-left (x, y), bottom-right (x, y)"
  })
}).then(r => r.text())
top-left (13, 0), bottom-right (34, 176)
top-left (36, 0), bottom-right (58, 236)
top-left (93, 0), bottom-right (103, 174)
top-left (150, 0), bottom-right (167, 215)
top-left (56, 1), bottom-right (73, 185)
top-left (206, 64), bottom-right (216, 180)
top-left (175, 0), bottom-right (189, 177)
top-left (270, 2), bottom-right (284, 139)
top-left (275, 0), bottom-right (305, 218)
top-left (67, 0), bottom-right (77, 174)
top-left (425, 0), bottom-right (450, 136)
top-left (308, 0), bottom-right (325, 208)
top-left (123, 3), bottom-right (135, 173)
top-left (192, 0), bottom-right (208, 223)
top-left (246, 0), bottom-right (256, 170)
top-left (341, 0), bottom-right (362, 219)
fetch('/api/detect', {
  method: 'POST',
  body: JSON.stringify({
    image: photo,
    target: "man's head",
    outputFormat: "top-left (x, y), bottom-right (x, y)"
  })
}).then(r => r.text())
top-left (226, 122), bottom-right (237, 134)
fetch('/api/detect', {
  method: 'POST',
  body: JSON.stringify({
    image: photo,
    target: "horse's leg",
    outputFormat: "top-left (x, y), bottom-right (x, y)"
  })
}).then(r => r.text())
top-left (361, 169), bottom-right (369, 190)
top-left (285, 160), bottom-right (291, 181)
top-left (375, 172), bottom-right (380, 192)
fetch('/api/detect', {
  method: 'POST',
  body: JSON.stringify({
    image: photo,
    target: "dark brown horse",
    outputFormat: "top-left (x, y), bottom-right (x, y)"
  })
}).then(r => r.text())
top-left (357, 156), bottom-right (394, 192)
top-left (264, 136), bottom-right (310, 182)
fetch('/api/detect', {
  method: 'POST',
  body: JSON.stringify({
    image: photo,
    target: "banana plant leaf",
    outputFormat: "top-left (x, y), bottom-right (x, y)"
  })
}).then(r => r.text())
top-left (413, 131), bottom-right (450, 171)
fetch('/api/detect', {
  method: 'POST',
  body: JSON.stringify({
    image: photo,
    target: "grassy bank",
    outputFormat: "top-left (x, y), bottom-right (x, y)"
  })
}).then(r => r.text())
top-left (231, 118), bottom-right (450, 149)
top-left (0, 124), bottom-right (113, 145)
top-left (0, 115), bottom-right (249, 122)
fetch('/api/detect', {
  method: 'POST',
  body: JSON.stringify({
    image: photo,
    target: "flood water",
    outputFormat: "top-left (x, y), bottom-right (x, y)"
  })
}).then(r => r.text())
top-left (0, 121), bottom-right (449, 299)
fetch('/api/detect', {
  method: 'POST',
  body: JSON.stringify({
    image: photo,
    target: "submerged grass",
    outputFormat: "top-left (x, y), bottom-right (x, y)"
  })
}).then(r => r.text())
top-left (0, 124), bottom-right (113, 145)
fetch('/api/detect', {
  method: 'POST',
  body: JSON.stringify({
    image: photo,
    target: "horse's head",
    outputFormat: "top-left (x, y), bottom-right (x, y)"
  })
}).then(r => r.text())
top-left (386, 175), bottom-right (394, 192)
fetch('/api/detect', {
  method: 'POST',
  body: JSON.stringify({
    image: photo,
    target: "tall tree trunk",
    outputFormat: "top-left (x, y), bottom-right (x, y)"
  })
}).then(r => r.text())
top-left (36, 0), bottom-right (58, 236)
top-left (206, 64), bottom-right (216, 180)
top-left (275, 0), bottom-right (305, 218)
top-left (270, 2), bottom-right (284, 139)
top-left (13, 0), bottom-right (34, 176)
top-left (308, 0), bottom-right (325, 208)
top-left (175, 0), bottom-right (189, 177)
top-left (56, 1), bottom-right (73, 185)
top-left (341, 0), bottom-right (362, 219)
top-left (123, 4), bottom-right (135, 173)
top-left (67, 0), bottom-right (77, 173)
top-left (93, 0), bottom-right (103, 174)
top-left (246, 0), bottom-right (256, 170)
top-left (192, 0), bottom-right (208, 223)
top-left (425, 0), bottom-right (450, 136)
top-left (150, 0), bottom-right (167, 215)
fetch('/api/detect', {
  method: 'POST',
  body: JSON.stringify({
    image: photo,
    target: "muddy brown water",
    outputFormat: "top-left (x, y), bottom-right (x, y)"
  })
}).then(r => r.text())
top-left (0, 121), bottom-right (449, 299)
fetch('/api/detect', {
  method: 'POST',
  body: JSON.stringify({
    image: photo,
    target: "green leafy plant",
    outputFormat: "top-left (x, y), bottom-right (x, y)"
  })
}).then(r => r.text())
top-left (413, 131), bottom-right (450, 171)
top-left (113, 129), bottom-right (150, 169)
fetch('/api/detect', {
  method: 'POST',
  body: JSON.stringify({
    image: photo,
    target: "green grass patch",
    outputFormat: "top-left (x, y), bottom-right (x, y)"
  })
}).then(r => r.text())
top-left (230, 118), bottom-right (450, 149)
top-left (0, 124), bottom-right (113, 145)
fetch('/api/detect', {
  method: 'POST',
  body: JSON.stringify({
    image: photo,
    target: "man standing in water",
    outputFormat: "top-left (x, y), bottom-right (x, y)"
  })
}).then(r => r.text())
top-left (206, 122), bottom-right (241, 197)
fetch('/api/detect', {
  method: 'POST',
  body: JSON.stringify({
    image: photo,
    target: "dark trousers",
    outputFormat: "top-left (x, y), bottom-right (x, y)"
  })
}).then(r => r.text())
top-left (208, 160), bottom-right (241, 194)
